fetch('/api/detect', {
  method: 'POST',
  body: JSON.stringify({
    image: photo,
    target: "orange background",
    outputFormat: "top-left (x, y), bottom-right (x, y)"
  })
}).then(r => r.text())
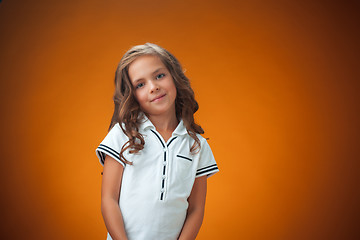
top-left (0, 0), bottom-right (359, 239)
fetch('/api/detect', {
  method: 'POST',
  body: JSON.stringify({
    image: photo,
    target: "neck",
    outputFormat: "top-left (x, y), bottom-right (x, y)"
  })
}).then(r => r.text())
top-left (146, 112), bottom-right (179, 133)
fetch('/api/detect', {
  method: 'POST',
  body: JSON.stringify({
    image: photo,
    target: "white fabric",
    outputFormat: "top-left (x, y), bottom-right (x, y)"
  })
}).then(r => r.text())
top-left (95, 116), bottom-right (219, 240)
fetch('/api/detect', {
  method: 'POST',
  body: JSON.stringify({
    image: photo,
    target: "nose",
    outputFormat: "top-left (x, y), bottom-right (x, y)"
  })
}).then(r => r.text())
top-left (149, 80), bottom-right (159, 93)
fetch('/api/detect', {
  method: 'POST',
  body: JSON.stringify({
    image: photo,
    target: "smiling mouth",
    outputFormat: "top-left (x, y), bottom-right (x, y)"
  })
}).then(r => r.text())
top-left (151, 94), bottom-right (166, 102)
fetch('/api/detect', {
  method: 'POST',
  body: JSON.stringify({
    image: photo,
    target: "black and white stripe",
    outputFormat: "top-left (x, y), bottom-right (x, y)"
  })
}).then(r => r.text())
top-left (196, 164), bottom-right (219, 176)
top-left (150, 129), bottom-right (178, 201)
top-left (151, 130), bottom-right (165, 148)
top-left (96, 144), bottom-right (121, 165)
top-left (167, 137), bottom-right (177, 147)
top-left (176, 154), bottom-right (192, 162)
top-left (151, 130), bottom-right (167, 200)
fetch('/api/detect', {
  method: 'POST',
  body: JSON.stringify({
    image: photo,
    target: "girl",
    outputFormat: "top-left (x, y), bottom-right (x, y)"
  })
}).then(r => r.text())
top-left (95, 43), bottom-right (219, 240)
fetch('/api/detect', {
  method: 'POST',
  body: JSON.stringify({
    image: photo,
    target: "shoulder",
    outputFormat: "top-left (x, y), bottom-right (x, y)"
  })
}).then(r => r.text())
top-left (114, 122), bottom-right (123, 129)
top-left (103, 122), bottom-right (129, 143)
top-left (195, 133), bottom-right (205, 140)
top-left (195, 133), bottom-right (210, 146)
top-left (111, 122), bottom-right (125, 134)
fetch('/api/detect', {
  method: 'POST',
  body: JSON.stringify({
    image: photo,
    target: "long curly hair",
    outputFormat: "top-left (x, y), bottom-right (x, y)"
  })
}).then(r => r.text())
top-left (108, 43), bottom-right (204, 165)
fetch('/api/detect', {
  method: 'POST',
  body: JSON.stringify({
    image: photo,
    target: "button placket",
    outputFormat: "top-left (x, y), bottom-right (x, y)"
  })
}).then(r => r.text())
top-left (149, 129), bottom-right (177, 201)
top-left (160, 146), bottom-right (168, 200)
top-left (161, 136), bottom-right (177, 201)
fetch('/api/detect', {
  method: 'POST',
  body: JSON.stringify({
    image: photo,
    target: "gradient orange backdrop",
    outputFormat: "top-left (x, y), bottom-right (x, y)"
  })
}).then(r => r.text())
top-left (0, 0), bottom-right (359, 239)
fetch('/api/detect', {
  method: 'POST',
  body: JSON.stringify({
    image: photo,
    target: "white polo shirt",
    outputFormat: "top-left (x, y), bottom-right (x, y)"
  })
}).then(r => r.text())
top-left (95, 115), bottom-right (219, 240)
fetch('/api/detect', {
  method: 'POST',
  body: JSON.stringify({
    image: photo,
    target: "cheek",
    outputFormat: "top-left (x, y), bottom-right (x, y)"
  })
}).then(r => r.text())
top-left (164, 78), bottom-right (176, 92)
top-left (134, 91), bottom-right (147, 104)
top-left (170, 82), bottom-right (177, 98)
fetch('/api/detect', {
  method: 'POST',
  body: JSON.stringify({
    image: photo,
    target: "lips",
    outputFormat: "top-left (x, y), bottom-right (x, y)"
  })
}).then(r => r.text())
top-left (151, 94), bottom-right (166, 102)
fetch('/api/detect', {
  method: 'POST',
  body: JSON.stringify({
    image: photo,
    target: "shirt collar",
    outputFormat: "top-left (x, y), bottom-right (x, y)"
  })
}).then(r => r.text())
top-left (172, 119), bottom-right (188, 136)
top-left (139, 113), bottom-right (155, 131)
top-left (139, 113), bottom-right (188, 136)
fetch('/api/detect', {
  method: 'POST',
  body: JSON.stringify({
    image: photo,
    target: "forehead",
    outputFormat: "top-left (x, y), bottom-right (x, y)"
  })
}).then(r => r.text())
top-left (128, 55), bottom-right (167, 82)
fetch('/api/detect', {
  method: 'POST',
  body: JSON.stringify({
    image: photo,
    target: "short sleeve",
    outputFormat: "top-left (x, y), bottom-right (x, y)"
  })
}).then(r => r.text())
top-left (95, 123), bottom-right (126, 167)
top-left (196, 138), bottom-right (219, 178)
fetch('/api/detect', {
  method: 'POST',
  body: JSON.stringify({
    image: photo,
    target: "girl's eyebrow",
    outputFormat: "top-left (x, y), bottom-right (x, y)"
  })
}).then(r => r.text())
top-left (132, 68), bottom-right (166, 84)
top-left (152, 68), bottom-right (166, 75)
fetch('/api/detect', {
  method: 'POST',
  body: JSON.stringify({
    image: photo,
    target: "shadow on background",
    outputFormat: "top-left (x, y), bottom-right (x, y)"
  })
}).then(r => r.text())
top-left (0, 0), bottom-right (359, 239)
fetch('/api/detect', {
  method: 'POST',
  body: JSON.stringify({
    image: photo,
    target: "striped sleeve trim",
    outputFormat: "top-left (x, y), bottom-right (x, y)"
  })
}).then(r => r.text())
top-left (96, 144), bottom-right (125, 167)
top-left (196, 164), bottom-right (219, 177)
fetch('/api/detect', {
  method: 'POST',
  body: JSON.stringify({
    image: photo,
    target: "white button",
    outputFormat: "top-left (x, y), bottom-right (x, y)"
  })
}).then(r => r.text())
top-left (162, 175), bottom-right (166, 179)
top-left (163, 161), bottom-right (167, 166)
top-left (160, 188), bottom-right (165, 193)
top-left (163, 148), bottom-right (167, 152)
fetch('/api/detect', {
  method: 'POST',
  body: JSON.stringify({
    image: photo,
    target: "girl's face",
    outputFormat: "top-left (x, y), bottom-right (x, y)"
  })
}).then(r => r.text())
top-left (128, 55), bottom-right (177, 119)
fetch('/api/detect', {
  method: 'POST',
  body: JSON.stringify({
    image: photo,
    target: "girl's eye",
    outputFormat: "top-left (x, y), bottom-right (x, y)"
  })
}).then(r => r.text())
top-left (156, 73), bottom-right (165, 80)
top-left (136, 83), bottom-right (145, 89)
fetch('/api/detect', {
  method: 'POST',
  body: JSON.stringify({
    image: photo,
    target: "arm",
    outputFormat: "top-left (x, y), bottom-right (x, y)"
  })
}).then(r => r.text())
top-left (101, 155), bottom-right (128, 240)
top-left (178, 175), bottom-right (207, 240)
